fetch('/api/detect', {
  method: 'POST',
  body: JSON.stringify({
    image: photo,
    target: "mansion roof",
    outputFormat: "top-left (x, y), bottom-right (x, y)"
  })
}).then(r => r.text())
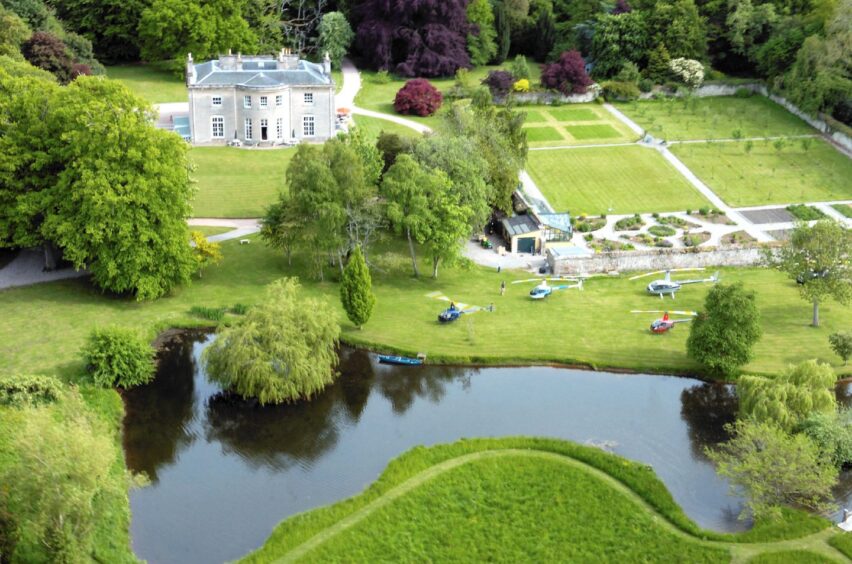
top-left (191, 57), bottom-right (332, 89)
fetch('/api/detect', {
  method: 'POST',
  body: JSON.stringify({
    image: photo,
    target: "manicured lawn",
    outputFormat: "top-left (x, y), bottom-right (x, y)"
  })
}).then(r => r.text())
top-left (355, 65), bottom-right (543, 129)
top-left (191, 226), bottom-right (234, 237)
top-left (351, 114), bottom-right (422, 140)
top-left (1, 237), bottom-right (849, 380)
top-left (527, 145), bottom-right (712, 215)
top-left (525, 126), bottom-right (564, 142)
top-left (832, 204), bottom-right (852, 218)
top-left (106, 64), bottom-right (187, 104)
top-left (671, 139), bottom-right (852, 206)
top-left (616, 96), bottom-right (816, 141)
top-left (189, 147), bottom-right (293, 217)
top-left (567, 123), bottom-right (622, 140)
top-left (521, 104), bottom-right (638, 147)
top-left (242, 437), bottom-right (834, 563)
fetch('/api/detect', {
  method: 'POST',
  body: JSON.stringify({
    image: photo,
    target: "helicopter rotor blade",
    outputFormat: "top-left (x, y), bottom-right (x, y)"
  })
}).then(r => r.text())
top-left (628, 270), bottom-right (667, 281)
top-left (511, 278), bottom-right (544, 285)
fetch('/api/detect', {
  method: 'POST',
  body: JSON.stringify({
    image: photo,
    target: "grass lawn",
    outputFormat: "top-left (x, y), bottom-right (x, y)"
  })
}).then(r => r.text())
top-left (527, 145), bottom-right (712, 215)
top-left (833, 204), bottom-right (852, 218)
top-left (351, 114), bottom-right (422, 140)
top-left (1, 237), bottom-right (849, 380)
top-left (189, 147), bottom-right (293, 218)
top-left (106, 64), bottom-right (187, 104)
top-left (671, 139), bottom-right (852, 206)
top-left (190, 226), bottom-right (234, 237)
top-left (242, 438), bottom-right (835, 563)
top-left (521, 104), bottom-right (638, 147)
top-left (525, 126), bottom-right (564, 142)
top-left (616, 96), bottom-right (816, 141)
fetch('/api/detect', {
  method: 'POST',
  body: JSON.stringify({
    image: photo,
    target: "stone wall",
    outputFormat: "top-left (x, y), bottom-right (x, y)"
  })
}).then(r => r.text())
top-left (548, 245), bottom-right (777, 275)
top-left (506, 89), bottom-right (599, 105)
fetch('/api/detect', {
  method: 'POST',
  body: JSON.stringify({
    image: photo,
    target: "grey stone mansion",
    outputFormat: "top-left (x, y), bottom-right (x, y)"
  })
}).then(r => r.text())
top-left (185, 49), bottom-right (336, 145)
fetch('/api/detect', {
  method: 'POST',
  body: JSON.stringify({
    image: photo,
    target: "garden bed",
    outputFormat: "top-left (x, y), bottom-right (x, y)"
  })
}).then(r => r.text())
top-left (682, 231), bottom-right (711, 247)
top-left (786, 204), bottom-right (827, 221)
top-left (721, 231), bottom-right (757, 245)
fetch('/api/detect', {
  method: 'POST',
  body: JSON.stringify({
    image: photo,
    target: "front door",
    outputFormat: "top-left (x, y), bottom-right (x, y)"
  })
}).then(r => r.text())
top-left (261, 126), bottom-right (268, 141)
top-left (261, 119), bottom-right (268, 141)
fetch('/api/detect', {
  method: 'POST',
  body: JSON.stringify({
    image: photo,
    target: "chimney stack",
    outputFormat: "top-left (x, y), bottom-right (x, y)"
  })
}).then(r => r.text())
top-left (322, 52), bottom-right (331, 76)
top-left (186, 53), bottom-right (196, 86)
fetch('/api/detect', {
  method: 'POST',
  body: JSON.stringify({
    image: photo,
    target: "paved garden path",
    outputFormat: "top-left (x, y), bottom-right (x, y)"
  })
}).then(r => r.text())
top-left (188, 218), bottom-right (261, 242)
top-left (273, 448), bottom-right (846, 563)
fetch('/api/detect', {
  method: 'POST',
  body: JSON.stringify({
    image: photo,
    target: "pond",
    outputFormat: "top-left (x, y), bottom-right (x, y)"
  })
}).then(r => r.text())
top-left (122, 332), bottom-right (841, 564)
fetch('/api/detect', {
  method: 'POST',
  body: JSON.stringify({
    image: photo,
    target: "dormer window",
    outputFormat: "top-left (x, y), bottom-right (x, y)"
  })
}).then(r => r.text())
top-left (243, 95), bottom-right (251, 109)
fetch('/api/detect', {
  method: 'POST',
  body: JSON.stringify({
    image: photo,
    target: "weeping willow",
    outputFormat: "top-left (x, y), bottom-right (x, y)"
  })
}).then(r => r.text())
top-left (203, 278), bottom-right (340, 405)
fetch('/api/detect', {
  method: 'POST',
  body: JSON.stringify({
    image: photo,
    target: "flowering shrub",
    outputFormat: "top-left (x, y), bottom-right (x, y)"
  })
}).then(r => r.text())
top-left (393, 79), bottom-right (443, 116)
top-left (513, 79), bottom-right (530, 92)
top-left (669, 58), bottom-right (704, 89)
top-left (541, 51), bottom-right (593, 95)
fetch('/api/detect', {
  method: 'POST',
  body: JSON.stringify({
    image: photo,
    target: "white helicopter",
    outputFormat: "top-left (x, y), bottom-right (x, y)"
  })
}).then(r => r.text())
top-left (629, 268), bottom-right (719, 299)
top-left (511, 276), bottom-right (585, 300)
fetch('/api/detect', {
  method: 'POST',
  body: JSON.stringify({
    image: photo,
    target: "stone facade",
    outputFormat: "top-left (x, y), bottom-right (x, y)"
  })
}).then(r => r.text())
top-left (186, 49), bottom-right (336, 146)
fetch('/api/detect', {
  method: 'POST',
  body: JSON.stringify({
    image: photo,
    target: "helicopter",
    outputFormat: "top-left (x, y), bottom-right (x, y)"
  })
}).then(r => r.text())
top-left (511, 277), bottom-right (583, 300)
top-left (426, 291), bottom-right (487, 323)
top-left (631, 310), bottom-right (698, 333)
top-left (629, 268), bottom-right (719, 299)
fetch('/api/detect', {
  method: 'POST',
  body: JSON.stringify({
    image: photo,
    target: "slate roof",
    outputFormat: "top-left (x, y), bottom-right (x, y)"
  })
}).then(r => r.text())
top-left (501, 214), bottom-right (540, 237)
top-left (192, 58), bottom-right (331, 88)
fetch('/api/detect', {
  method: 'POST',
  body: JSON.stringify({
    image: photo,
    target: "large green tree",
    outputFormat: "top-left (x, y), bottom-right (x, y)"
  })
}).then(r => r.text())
top-left (340, 245), bottom-right (375, 328)
top-left (706, 419), bottom-right (838, 519)
top-left (0, 6), bottom-right (29, 58)
top-left (467, 0), bottom-right (498, 66)
top-left (686, 282), bottom-right (762, 376)
top-left (318, 11), bottom-right (354, 68)
top-left (590, 12), bottom-right (649, 78)
top-left (50, 0), bottom-right (147, 62)
top-left (737, 359), bottom-right (837, 431)
top-left (203, 278), bottom-right (340, 405)
top-left (0, 393), bottom-right (119, 562)
top-left (0, 69), bottom-right (197, 299)
top-left (381, 154), bottom-right (447, 277)
top-left (138, 0), bottom-right (258, 63)
top-left (770, 219), bottom-right (851, 327)
top-left (647, 0), bottom-right (708, 60)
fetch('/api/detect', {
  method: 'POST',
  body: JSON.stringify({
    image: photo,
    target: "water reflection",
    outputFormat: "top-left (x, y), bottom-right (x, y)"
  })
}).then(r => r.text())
top-left (680, 383), bottom-right (738, 461)
top-left (125, 333), bottom-right (752, 564)
top-left (123, 335), bottom-right (196, 482)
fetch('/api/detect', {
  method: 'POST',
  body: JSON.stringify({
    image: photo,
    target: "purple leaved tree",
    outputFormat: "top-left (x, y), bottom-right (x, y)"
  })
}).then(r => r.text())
top-left (353, 0), bottom-right (472, 77)
top-left (482, 70), bottom-right (514, 97)
top-left (393, 79), bottom-right (443, 116)
top-left (541, 51), bottom-right (593, 95)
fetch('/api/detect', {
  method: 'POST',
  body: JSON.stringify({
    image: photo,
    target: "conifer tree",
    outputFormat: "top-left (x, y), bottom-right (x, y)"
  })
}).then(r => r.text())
top-left (340, 246), bottom-right (375, 328)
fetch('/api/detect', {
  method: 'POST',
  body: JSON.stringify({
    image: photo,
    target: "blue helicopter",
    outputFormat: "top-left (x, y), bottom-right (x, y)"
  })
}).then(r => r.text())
top-left (426, 291), bottom-right (489, 323)
top-left (512, 277), bottom-right (584, 300)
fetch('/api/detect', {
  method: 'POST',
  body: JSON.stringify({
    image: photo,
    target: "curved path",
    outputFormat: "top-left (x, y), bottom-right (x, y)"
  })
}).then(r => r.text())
top-left (273, 448), bottom-right (846, 564)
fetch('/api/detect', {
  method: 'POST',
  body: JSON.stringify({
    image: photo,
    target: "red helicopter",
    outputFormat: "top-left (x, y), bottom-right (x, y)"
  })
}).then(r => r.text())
top-left (631, 310), bottom-right (698, 333)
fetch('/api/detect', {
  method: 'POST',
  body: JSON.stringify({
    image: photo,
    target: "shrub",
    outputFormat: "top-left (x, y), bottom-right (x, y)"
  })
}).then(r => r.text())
top-left (601, 80), bottom-right (640, 101)
top-left (614, 61), bottom-right (640, 83)
top-left (648, 225), bottom-right (676, 237)
top-left (698, 206), bottom-right (711, 215)
top-left (0, 374), bottom-right (62, 407)
top-left (638, 78), bottom-right (653, 92)
top-left (482, 69), bottom-right (514, 97)
top-left (786, 204), bottom-right (827, 221)
top-left (394, 79), bottom-right (443, 116)
top-left (734, 87), bottom-right (753, 98)
top-left (829, 331), bottom-right (852, 365)
top-left (189, 305), bottom-right (227, 321)
top-left (797, 409), bottom-right (852, 468)
top-left (81, 326), bottom-right (156, 388)
top-left (654, 239), bottom-right (674, 248)
top-left (512, 78), bottom-right (530, 92)
top-left (373, 70), bottom-right (391, 84)
top-left (510, 54), bottom-right (530, 80)
top-left (541, 50), bottom-right (592, 95)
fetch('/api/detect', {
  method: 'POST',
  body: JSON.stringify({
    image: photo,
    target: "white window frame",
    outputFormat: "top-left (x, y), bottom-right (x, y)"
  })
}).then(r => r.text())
top-left (276, 117), bottom-right (283, 139)
top-left (244, 118), bottom-right (253, 140)
top-left (303, 92), bottom-right (314, 105)
top-left (243, 95), bottom-right (251, 109)
top-left (275, 95), bottom-right (283, 107)
top-left (211, 116), bottom-right (224, 139)
top-left (260, 96), bottom-right (268, 108)
top-left (303, 115), bottom-right (315, 137)
top-left (212, 96), bottom-right (222, 107)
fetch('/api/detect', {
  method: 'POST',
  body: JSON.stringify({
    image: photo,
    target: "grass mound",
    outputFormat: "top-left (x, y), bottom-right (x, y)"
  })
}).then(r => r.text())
top-left (241, 437), bottom-right (830, 563)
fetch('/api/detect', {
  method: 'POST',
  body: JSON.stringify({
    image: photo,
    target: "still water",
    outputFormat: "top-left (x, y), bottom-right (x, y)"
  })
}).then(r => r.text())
top-left (125, 332), bottom-right (748, 564)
